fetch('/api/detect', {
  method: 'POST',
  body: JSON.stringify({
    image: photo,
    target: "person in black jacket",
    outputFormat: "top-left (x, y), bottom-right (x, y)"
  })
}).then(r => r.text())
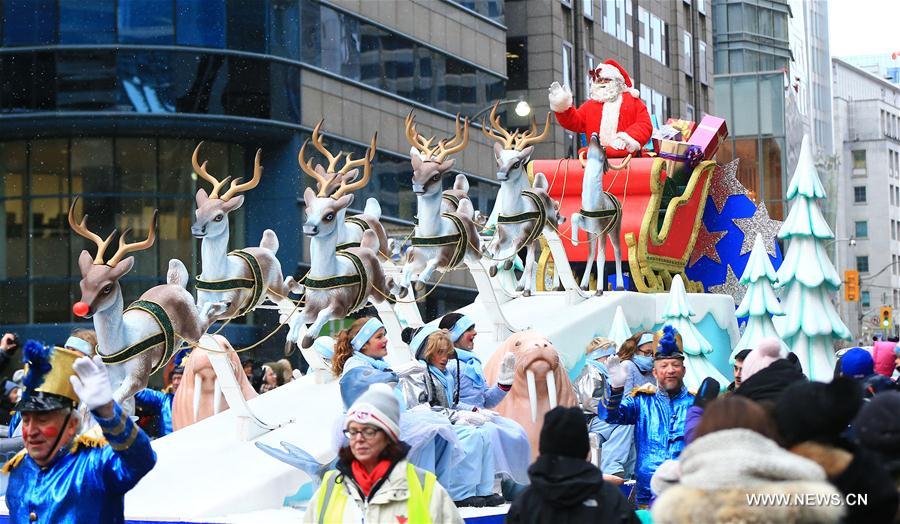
top-left (506, 406), bottom-right (638, 524)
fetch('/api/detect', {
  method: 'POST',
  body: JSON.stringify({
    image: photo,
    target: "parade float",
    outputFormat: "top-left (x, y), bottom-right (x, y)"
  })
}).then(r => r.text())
top-left (1, 60), bottom-right (850, 522)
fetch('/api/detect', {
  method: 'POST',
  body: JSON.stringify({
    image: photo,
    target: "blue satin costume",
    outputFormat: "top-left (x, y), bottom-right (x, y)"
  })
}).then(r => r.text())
top-left (446, 349), bottom-right (507, 410)
top-left (603, 384), bottom-right (693, 505)
top-left (134, 388), bottom-right (174, 436)
top-left (4, 401), bottom-right (157, 523)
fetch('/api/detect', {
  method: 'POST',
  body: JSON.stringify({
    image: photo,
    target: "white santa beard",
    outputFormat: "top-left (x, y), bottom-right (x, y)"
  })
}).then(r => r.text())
top-left (597, 94), bottom-right (622, 147)
top-left (590, 82), bottom-right (620, 103)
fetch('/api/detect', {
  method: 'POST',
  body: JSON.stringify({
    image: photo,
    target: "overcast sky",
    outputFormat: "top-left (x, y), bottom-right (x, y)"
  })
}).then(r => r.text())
top-left (829, 0), bottom-right (900, 57)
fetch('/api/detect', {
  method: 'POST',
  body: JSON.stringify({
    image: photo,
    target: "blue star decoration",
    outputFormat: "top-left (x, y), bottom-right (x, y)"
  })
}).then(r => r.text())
top-left (685, 161), bottom-right (783, 316)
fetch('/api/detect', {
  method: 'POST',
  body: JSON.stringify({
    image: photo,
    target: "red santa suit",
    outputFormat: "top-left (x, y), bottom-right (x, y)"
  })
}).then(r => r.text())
top-left (552, 60), bottom-right (652, 158)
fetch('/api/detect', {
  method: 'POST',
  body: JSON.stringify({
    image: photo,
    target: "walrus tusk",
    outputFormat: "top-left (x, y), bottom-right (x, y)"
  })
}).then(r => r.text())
top-left (213, 379), bottom-right (222, 414)
top-left (526, 369), bottom-right (538, 422)
top-left (546, 369), bottom-right (558, 409)
top-left (193, 374), bottom-right (202, 422)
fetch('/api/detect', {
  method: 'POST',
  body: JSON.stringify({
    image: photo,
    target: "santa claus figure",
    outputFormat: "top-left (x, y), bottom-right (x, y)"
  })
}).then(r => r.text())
top-left (549, 59), bottom-right (652, 158)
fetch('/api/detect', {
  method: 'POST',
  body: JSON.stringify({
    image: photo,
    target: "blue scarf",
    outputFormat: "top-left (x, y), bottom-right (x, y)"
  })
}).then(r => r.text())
top-left (587, 359), bottom-right (609, 377)
top-left (427, 364), bottom-right (452, 398)
top-left (454, 348), bottom-right (486, 389)
top-left (633, 355), bottom-right (654, 373)
top-left (352, 351), bottom-right (391, 371)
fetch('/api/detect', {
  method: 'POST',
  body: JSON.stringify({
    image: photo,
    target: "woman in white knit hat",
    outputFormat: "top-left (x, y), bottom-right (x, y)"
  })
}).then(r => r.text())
top-left (304, 383), bottom-right (462, 524)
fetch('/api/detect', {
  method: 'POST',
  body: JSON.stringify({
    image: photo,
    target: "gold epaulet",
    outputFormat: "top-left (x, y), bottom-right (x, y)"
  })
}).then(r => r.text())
top-left (629, 383), bottom-right (658, 397)
top-left (71, 433), bottom-right (108, 453)
top-left (1, 449), bottom-right (26, 473)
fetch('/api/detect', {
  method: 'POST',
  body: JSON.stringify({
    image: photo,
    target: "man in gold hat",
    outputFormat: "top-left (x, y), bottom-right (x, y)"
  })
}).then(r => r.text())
top-left (3, 340), bottom-right (156, 523)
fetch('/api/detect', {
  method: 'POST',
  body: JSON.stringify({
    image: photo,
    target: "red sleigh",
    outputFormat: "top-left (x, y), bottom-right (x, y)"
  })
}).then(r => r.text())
top-left (527, 156), bottom-right (716, 293)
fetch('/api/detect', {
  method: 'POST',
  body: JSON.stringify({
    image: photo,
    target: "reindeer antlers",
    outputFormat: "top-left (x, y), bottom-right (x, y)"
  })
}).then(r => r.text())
top-left (481, 101), bottom-right (551, 151)
top-left (68, 197), bottom-right (158, 267)
top-left (299, 119), bottom-right (378, 198)
top-left (192, 142), bottom-right (263, 201)
top-left (405, 111), bottom-right (470, 163)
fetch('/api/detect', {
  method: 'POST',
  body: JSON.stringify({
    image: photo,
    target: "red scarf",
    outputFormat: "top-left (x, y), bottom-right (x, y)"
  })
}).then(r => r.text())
top-left (351, 459), bottom-right (392, 497)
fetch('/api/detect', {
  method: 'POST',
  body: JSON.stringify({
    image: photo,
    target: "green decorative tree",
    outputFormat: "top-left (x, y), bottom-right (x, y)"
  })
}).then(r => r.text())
top-left (663, 274), bottom-right (728, 389)
top-left (776, 136), bottom-right (851, 381)
top-left (732, 233), bottom-right (788, 359)
top-left (607, 305), bottom-right (633, 347)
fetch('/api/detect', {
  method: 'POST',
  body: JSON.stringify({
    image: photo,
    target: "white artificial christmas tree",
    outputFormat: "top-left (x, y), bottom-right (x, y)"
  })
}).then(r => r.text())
top-left (776, 136), bottom-right (851, 381)
top-left (732, 233), bottom-right (789, 359)
top-left (663, 274), bottom-right (728, 389)
top-left (607, 306), bottom-right (633, 347)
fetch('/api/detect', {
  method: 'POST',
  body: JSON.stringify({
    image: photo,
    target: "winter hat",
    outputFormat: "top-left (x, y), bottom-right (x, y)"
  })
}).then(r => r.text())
top-left (775, 377), bottom-right (863, 447)
top-left (3, 380), bottom-right (18, 398)
top-left (739, 338), bottom-right (782, 382)
top-left (653, 325), bottom-right (684, 361)
top-left (854, 391), bottom-right (900, 456)
top-left (539, 406), bottom-right (590, 459)
top-left (872, 341), bottom-right (897, 377)
top-left (840, 347), bottom-right (874, 378)
top-left (345, 383), bottom-right (401, 442)
top-left (589, 59), bottom-right (640, 97)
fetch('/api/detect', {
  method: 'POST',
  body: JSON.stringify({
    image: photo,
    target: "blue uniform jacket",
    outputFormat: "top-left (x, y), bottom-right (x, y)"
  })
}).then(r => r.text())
top-left (4, 402), bottom-right (157, 523)
top-left (134, 388), bottom-right (174, 436)
top-left (603, 383), bottom-right (693, 505)
top-left (447, 354), bottom-right (507, 410)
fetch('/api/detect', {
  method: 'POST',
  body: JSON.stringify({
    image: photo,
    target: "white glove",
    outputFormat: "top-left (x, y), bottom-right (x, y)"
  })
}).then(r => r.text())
top-left (478, 408), bottom-right (499, 421)
top-left (498, 353), bottom-right (516, 387)
top-left (453, 410), bottom-right (488, 426)
top-left (548, 81), bottom-right (573, 113)
top-left (69, 355), bottom-right (114, 411)
top-left (611, 137), bottom-right (626, 150)
top-left (606, 355), bottom-right (629, 390)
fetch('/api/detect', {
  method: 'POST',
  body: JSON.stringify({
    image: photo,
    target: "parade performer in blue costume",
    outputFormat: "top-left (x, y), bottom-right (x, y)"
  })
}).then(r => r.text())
top-left (134, 363), bottom-right (183, 438)
top-left (330, 317), bottom-right (461, 503)
top-left (439, 313), bottom-right (531, 488)
top-left (399, 325), bottom-right (503, 508)
top-left (603, 326), bottom-right (693, 508)
top-left (3, 341), bottom-right (156, 523)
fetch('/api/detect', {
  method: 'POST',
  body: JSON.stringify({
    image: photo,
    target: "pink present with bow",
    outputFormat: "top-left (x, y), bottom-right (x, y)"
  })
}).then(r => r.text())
top-left (687, 115), bottom-right (728, 159)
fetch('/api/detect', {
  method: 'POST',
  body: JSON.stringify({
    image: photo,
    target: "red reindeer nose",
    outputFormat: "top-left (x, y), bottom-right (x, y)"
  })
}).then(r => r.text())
top-left (72, 302), bottom-right (90, 317)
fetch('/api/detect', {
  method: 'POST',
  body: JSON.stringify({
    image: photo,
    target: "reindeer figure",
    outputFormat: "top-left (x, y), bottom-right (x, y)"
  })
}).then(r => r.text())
top-left (481, 102), bottom-right (557, 296)
top-left (302, 121), bottom-right (390, 255)
top-left (440, 173), bottom-right (486, 228)
top-left (571, 133), bottom-right (631, 293)
top-left (287, 128), bottom-right (394, 349)
top-left (69, 199), bottom-right (227, 410)
top-left (191, 143), bottom-right (301, 323)
top-left (396, 112), bottom-right (481, 296)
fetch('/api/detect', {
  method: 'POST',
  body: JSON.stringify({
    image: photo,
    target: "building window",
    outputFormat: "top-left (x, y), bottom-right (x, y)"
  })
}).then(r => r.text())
top-left (117, 0), bottom-right (175, 44)
top-left (2, 0), bottom-right (58, 45)
top-left (857, 256), bottom-right (870, 273)
top-left (602, 0), bottom-right (616, 35)
top-left (176, 0), bottom-right (226, 48)
top-left (59, 0), bottom-right (116, 44)
top-left (584, 53), bottom-right (595, 99)
top-left (506, 37), bottom-right (528, 91)
top-left (698, 41), bottom-right (708, 85)
top-left (683, 31), bottom-right (693, 76)
top-left (583, 0), bottom-right (593, 19)
top-left (562, 41), bottom-right (574, 89)
top-left (852, 150), bottom-right (866, 170)
top-left (862, 290), bottom-right (871, 308)
top-left (855, 221), bottom-right (868, 238)
top-left (854, 186), bottom-right (867, 203)
top-left (561, 0), bottom-right (573, 7)
top-left (650, 13), bottom-right (663, 63)
top-left (698, 0), bottom-right (706, 15)
top-left (639, 7), bottom-right (649, 55)
top-left (893, 220), bottom-right (897, 240)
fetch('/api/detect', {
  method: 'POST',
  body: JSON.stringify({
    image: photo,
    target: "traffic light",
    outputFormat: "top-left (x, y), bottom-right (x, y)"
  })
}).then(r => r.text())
top-left (844, 270), bottom-right (859, 302)
top-left (881, 306), bottom-right (892, 329)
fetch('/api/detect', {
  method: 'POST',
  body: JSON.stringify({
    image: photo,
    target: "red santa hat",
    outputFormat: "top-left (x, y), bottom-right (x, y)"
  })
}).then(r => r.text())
top-left (590, 59), bottom-right (640, 97)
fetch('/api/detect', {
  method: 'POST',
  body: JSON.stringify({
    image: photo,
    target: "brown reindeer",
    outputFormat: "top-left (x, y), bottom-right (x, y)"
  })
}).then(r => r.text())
top-left (396, 112), bottom-right (481, 296)
top-left (191, 143), bottom-right (301, 323)
top-left (69, 198), bottom-right (226, 412)
top-left (286, 127), bottom-right (395, 349)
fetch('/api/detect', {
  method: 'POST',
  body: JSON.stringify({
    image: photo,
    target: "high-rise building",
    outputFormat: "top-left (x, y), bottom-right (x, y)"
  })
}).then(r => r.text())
top-left (832, 57), bottom-right (900, 339)
top-left (0, 0), bottom-right (507, 356)
top-left (841, 53), bottom-right (900, 85)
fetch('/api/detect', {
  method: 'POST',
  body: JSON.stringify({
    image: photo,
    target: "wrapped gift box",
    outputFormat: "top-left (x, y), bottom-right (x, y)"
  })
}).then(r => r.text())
top-left (687, 115), bottom-right (728, 159)
top-left (656, 139), bottom-right (695, 182)
top-left (665, 118), bottom-right (696, 141)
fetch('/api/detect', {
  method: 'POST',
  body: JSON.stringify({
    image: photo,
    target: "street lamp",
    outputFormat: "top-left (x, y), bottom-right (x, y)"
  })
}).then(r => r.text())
top-left (469, 98), bottom-right (532, 122)
top-left (825, 237), bottom-right (856, 248)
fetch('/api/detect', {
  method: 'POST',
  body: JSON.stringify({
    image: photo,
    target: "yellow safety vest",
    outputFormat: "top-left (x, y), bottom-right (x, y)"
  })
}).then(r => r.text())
top-left (316, 462), bottom-right (436, 524)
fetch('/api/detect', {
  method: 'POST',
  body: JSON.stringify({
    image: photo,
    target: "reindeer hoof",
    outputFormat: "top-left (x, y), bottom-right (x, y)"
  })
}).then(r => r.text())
top-left (284, 342), bottom-right (296, 357)
top-left (489, 265), bottom-right (498, 277)
top-left (398, 287), bottom-right (409, 299)
top-left (301, 335), bottom-right (314, 349)
top-left (595, 289), bottom-right (604, 297)
top-left (502, 260), bottom-right (513, 271)
top-left (522, 289), bottom-right (532, 297)
top-left (414, 281), bottom-right (425, 293)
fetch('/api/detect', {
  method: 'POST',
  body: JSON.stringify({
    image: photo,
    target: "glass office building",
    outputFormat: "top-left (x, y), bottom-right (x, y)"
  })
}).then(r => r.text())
top-left (0, 0), bottom-right (506, 350)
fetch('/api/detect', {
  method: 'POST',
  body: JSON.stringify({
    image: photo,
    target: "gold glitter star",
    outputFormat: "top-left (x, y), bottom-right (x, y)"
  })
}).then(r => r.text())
top-left (732, 202), bottom-right (783, 257)
top-left (689, 224), bottom-right (727, 267)
top-left (709, 159), bottom-right (749, 214)
top-left (709, 264), bottom-right (746, 305)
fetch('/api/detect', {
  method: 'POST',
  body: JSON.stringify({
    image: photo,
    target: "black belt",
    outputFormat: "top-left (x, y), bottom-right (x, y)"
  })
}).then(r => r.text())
top-left (442, 193), bottom-right (460, 207)
top-left (336, 216), bottom-right (372, 251)
top-left (195, 249), bottom-right (265, 317)
top-left (498, 190), bottom-right (547, 245)
top-left (579, 192), bottom-right (622, 237)
top-left (301, 251), bottom-right (368, 312)
top-left (101, 300), bottom-right (175, 374)
top-left (410, 212), bottom-right (469, 269)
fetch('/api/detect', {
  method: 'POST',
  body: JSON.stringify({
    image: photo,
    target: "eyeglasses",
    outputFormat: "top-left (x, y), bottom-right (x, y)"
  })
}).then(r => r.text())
top-left (343, 427), bottom-right (381, 440)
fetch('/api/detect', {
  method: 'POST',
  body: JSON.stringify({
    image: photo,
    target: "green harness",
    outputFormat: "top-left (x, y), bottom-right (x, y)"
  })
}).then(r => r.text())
top-left (301, 251), bottom-right (369, 312)
top-left (100, 300), bottom-right (175, 374)
top-left (335, 216), bottom-right (371, 251)
top-left (195, 249), bottom-right (265, 317)
top-left (497, 190), bottom-right (548, 245)
top-left (410, 212), bottom-right (470, 268)
top-left (579, 191), bottom-right (622, 237)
